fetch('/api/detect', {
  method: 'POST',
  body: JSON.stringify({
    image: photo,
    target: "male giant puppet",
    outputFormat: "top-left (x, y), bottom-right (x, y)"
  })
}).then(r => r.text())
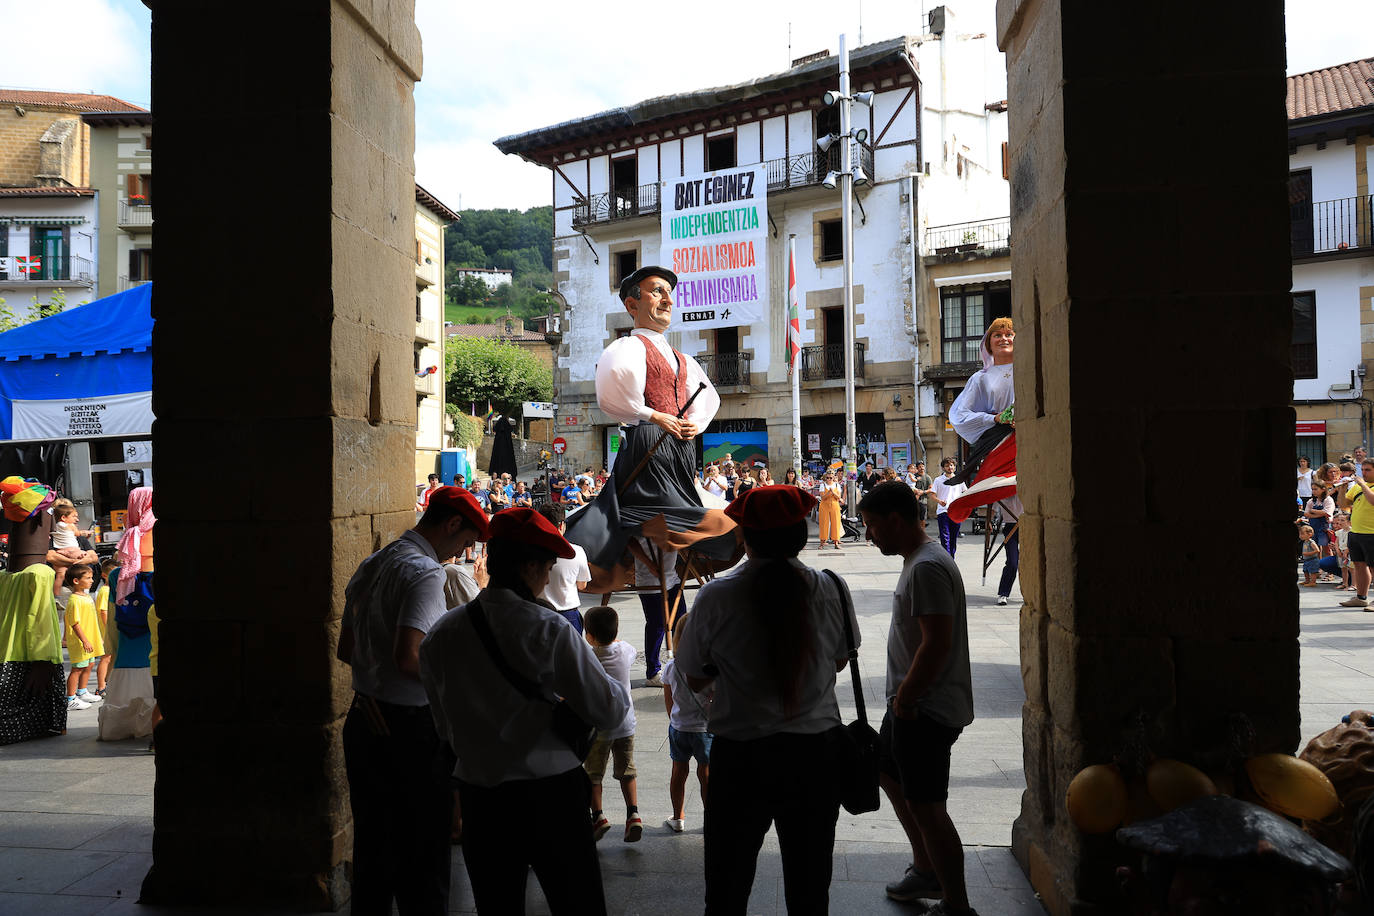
top-left (564, 266), bottom-right (736, 684)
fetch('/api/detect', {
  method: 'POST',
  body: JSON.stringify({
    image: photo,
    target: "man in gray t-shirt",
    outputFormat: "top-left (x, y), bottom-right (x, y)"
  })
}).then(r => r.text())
top-left (859, 481), bottom-right (979, 916)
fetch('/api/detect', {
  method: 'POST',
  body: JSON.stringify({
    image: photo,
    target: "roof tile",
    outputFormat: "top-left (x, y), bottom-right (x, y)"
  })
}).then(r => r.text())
top-left (1287, 58), bottom-right (1374, 121)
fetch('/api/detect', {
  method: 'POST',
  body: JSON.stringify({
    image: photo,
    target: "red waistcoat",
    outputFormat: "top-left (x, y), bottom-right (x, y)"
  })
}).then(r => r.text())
top-left (636, 334), bottom-right (688, 415)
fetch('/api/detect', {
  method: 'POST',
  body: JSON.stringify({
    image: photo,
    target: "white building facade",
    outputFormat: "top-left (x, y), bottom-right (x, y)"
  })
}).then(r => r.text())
top-left (0, 188), bottom-right (98, 317)
top-left (1286, 58), bottom-right (1374, 464)
top-left (83, 110), bottom-right (153, 297)
top-left (498, 10), bottom-right (1010, 475)
top-left (415, 184), bottom-right (458, 483)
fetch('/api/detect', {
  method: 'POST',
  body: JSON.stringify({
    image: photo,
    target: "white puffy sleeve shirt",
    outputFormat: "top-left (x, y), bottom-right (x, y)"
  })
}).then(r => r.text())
top-left (595, 329), bottom-right (720, 426)
top-left (948, 365), bottom-right (1014, 445)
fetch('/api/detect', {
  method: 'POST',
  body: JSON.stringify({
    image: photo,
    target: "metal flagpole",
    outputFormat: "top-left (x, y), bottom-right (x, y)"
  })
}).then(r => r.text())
top-left (839, 34), bottom-right (859, 515)
top-left (788, 235), bottom-right (803, 479)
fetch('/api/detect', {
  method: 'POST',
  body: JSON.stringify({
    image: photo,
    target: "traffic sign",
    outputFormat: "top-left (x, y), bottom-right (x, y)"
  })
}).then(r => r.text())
top-left (552, 437), bottom-right (567, 455)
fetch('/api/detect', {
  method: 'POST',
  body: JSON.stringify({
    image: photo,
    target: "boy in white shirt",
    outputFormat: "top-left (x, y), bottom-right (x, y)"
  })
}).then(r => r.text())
top-left (661, 613), bottom-right (712, 833)
top-left (537, 505), bottom-right (591, 633)
top-left (584, 606), bottom-right (642, 842)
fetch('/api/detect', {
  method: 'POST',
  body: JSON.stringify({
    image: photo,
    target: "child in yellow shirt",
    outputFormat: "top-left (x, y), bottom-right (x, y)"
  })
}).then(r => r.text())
top-left (64, 564), bottom-right (103, 710)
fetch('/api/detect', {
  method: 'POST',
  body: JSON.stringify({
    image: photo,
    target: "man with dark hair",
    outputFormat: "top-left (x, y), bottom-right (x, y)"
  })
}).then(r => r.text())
top-left (858, 481), bottom-right (978, 916)
top-left (337, 487), bottom-right (489, 916)
top-left (417, 473), bottom-right (441, 512)
top-left (538, 504), bottom-right (591, 633)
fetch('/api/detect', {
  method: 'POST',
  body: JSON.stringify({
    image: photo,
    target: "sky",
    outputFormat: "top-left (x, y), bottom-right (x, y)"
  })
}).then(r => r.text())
top-left (0, 0), bottom-right (1368, 213)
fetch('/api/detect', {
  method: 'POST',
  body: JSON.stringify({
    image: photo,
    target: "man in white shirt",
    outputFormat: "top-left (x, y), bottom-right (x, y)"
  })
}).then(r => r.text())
top-left (538, 504), bottom-right (591, 633)
top-left (566, 266), bottom-right (735, 685)
top-left (337, 486), bottom-right (489, 916)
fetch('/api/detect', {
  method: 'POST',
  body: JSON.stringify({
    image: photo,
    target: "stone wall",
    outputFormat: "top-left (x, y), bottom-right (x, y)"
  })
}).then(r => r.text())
top-left (144, 0), bottom-right (421, 908)
top-left (0, 108), bottom-right (83, 186)
top-left (997, 0), bottom-right (1296, 911)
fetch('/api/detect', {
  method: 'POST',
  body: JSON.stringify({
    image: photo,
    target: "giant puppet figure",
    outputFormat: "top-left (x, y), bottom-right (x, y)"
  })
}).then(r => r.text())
top-left (564, 266), bottom-right (737, 683)
top-left (946, 317), bottom-right (1022, 603)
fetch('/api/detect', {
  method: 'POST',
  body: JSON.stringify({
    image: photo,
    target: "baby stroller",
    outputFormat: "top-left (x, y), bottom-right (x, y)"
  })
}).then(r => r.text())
top-left (840, 513), bottom-right (864, 543)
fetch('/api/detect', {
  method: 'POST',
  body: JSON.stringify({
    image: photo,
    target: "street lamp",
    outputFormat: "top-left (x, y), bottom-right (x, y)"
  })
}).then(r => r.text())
top-left (818, 34), bottom-right (872, 516)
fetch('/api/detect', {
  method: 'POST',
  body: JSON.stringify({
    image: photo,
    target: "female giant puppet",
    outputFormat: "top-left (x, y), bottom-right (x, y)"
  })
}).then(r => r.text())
top-left (98, 486), bottom-right (156, 739)
top-left (564, 267), bottom-right (738, 684)
top-left (946, 318), bottom-right (1021, 603)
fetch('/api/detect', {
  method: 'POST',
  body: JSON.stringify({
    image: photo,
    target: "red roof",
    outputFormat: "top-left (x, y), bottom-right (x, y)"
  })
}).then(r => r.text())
top-left (1287, 58), bottom-right (1374, 121)
top-left (0, 187), bottom-right (95, 197)
top-left (444, 323), bottom-right (547, 342)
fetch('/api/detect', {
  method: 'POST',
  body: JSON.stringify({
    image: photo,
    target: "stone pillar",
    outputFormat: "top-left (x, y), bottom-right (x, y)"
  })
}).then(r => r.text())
top-left (996, 1), bottom-right (1295, 912)
top-left (141, 2), bottom-right (421, 908)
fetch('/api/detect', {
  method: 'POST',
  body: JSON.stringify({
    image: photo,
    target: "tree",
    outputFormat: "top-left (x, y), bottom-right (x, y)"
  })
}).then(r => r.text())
top-left (445, 335), bottom-right (551, 418)
top-left (447, 273), bottom-right (490, 309)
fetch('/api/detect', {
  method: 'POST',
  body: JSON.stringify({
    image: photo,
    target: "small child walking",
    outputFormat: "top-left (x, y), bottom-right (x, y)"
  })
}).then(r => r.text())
top-left (1299, 525), bottom-right (1322, 587)
top-left (63, 564), bottom-right (104, 709)
top-left (661, 613), bottom-right (711, 833)
top-left (583, 605), bottom-right (642, 842)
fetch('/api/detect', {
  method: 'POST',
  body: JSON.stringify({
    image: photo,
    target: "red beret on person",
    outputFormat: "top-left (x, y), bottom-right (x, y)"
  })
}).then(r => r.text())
top-left (724, 485), bottom-right (818, 529)
top-left (426, 486), bottom-right (490, 541)
top-left (487, 507), bottom-right (576, 559)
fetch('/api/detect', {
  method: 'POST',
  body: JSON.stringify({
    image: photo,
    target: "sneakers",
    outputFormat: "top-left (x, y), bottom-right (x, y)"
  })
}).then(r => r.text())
top-left (624, 814), bottom-right (643, 842)
top-left (666, 817), bottom-right (685, 833)
top-left (77, 692), bottom-right (101, 704)
top-left (66, 696), bottom-right (90, 711)
top-left (1340, 595), bottom-right (1369, 608)
top-left (591, 815), bottom-right (611, 841)
top-left (644, 674), bottom-right (664, 688)
top-left (885, 865), bottom-right (942, 902)
top-left (996, 596), bottom-right (1009, 606)
top-left (923, 903), bottom-right (980, 916)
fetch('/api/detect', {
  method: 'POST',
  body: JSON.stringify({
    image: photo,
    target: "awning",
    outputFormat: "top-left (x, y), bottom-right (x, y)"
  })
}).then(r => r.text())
top-left (0, 217), bottom-right (86, 226)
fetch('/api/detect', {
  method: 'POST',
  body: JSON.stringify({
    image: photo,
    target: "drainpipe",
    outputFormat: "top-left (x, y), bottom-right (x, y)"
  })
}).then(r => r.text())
top-left (907, 172), bottom-right (927, 463)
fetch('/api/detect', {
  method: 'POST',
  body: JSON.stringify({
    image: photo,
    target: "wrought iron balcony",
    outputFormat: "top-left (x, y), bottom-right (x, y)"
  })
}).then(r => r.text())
top-left (0, 255), bottom-right (93, 284)
top-left (118, 199), bottom-right (153, 229)
top-left (573, 182), bottom-right (661, 228)
top-left (118, 276), bottom-right (151, 292)
top-left (800, 342), bottom-right (865, 382)
top-left (925, 217), bottom-right (1011, 256)
top-left (697, 352), bottom-right (752, 388)
top-left (1292, 195), bottom-right (1373, 258)
top-left (764, 143), bottom-right (875, 193)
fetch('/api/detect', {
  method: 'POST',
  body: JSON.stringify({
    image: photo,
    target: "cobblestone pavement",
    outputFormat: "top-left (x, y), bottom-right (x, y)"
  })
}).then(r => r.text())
top-left (4, 522), bottom-right (1368, 914)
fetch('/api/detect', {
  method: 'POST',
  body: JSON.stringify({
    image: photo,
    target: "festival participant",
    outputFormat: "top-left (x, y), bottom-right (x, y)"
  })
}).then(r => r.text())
top-left (1297, 456), bottom-right (1314, 503)
top-left (566, 266), bottom-right (734, 687)
top-left (418, 508), bottom-right (631, 914)
top-left (817, 470), bottom-right (844, 549)
top-left (538, 504), bottom-right (591, 634)
top-left (98, 487), bottom-right (158, 740)
top-left (1338, 458), bottom-right (1374, 609)
top-left (675, 485), bottom-right (857, 914)
top-left (859, 481), bottom-right (977, 916)
top-left (948, 318), bottom-right (1020, 605)
top-left (337, 486), bottom-right (489, 916)
top-left (416, 473), bottom-right (441, 512)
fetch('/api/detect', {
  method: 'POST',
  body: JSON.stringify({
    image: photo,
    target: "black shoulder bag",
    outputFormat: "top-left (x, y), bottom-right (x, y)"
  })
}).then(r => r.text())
top-left (467, 599), bottom-right (596, 761)
top-left (823, 569), bottom-right (882, 815)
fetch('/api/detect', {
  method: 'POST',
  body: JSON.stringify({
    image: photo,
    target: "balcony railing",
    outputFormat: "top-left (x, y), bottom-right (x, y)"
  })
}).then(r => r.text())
top-left (800, 342), bottom-right (865, 382)
top-left (697, 352), bottom-right (752, 388)
top-left (925, 217), bottom-right (1011, 255)
top-left (573, 182), bottom-right (661, 228)
top-left (415, 373), bottom-right (439, 397)
top-left (118, 199), bottom-right (153, 228)
top-left (0, 255), bottom-right (93, 284)
top-left (415, 317), bottom-right (439, 343)
top-left (118, 276), bottom-right (151, 292)
top-left (764, 143), bottom-right (875, 193)
top-left (1292, 195), bottom-right (1373, 257)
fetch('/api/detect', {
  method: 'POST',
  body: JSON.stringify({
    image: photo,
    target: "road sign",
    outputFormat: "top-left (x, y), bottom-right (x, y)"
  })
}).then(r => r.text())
top-left (552, 437), bottom-right (567, 455)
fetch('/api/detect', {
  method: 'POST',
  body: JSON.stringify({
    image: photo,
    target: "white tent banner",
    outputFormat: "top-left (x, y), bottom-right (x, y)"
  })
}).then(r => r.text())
top-left (661, 162), bottom-right (769, 331)
top-left (11, 391), bottom-right (153, 440)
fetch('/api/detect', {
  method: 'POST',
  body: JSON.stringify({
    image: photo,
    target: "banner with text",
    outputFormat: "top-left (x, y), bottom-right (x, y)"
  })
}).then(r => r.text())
top-left (11, 391), bottom-right (153, 441)
top-left (661, 162), bottom-right (769, 332)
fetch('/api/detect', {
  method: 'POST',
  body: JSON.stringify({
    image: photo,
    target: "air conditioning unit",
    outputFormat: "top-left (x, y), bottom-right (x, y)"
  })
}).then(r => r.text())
top-left (1331, 382), bottom-right (1353, 392)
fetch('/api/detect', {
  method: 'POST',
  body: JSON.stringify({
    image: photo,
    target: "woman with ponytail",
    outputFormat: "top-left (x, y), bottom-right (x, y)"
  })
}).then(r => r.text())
top-left (676, 486), bottom-right (860, 915)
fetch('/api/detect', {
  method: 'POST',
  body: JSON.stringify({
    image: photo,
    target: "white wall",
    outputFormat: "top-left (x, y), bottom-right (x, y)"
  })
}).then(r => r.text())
top-left (1290, 143), bottom-right (1358, 203)
top-left (1293, 258), bottom-right (1374, 401)
top-left (0, 195), bottom-right (99, 314)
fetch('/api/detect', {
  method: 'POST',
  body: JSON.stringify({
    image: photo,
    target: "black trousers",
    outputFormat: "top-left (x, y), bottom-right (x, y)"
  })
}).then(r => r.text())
top-left (342, 696), bottom-right (452, 916)
top-left (704, 732), bottom-right (841, 915)
top-left (458, 767), bottom-right (606, 915)
top-left (997, 521), bottom-right (1020, 598)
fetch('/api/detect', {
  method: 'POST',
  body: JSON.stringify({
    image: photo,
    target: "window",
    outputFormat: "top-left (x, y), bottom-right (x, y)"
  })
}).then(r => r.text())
top-left (1290, 170), bottom-right (1314, 256)
top-left (31, 228), bottom-right (67, 281)
top-left (1292, 291), bottom-right (1317, 379)
top-left (415, 295), bottom-right (423, 322)
top-left (128, 248), bottom-right (153, 282)
top-left (706, 134), bottom-right (736, 171)
top-left (941, 287), bottom-right (986, 363)
top-left (610, 156), bottom-right (639, 219)
top-left (819, 220), bottom-right (843, 262)
top-left (125, 173), bottom-right (152, 206)
top-left (613, 248), bottom-right (638, 290)
top-left (0, 229), bottom-right (6, 280)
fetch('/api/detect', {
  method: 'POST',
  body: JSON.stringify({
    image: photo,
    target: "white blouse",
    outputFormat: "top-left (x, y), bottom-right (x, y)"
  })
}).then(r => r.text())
top-left (594, 329), bottom-right (720, 426)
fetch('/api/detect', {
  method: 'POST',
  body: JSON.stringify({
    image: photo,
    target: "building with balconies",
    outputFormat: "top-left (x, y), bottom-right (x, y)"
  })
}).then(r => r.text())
top-left (1286, 58), bottom-right (1374, 465)
top-left (83, 109), bottom-right (154, 297)
top-left (497, 5), bottom-right (1008, 475)
top-left (415, 183), bottom-right (459, 483)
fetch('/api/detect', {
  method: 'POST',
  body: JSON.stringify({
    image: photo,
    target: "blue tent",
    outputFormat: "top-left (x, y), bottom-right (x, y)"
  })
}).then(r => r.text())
top-left (0, 284), bottom-right (153, 441)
